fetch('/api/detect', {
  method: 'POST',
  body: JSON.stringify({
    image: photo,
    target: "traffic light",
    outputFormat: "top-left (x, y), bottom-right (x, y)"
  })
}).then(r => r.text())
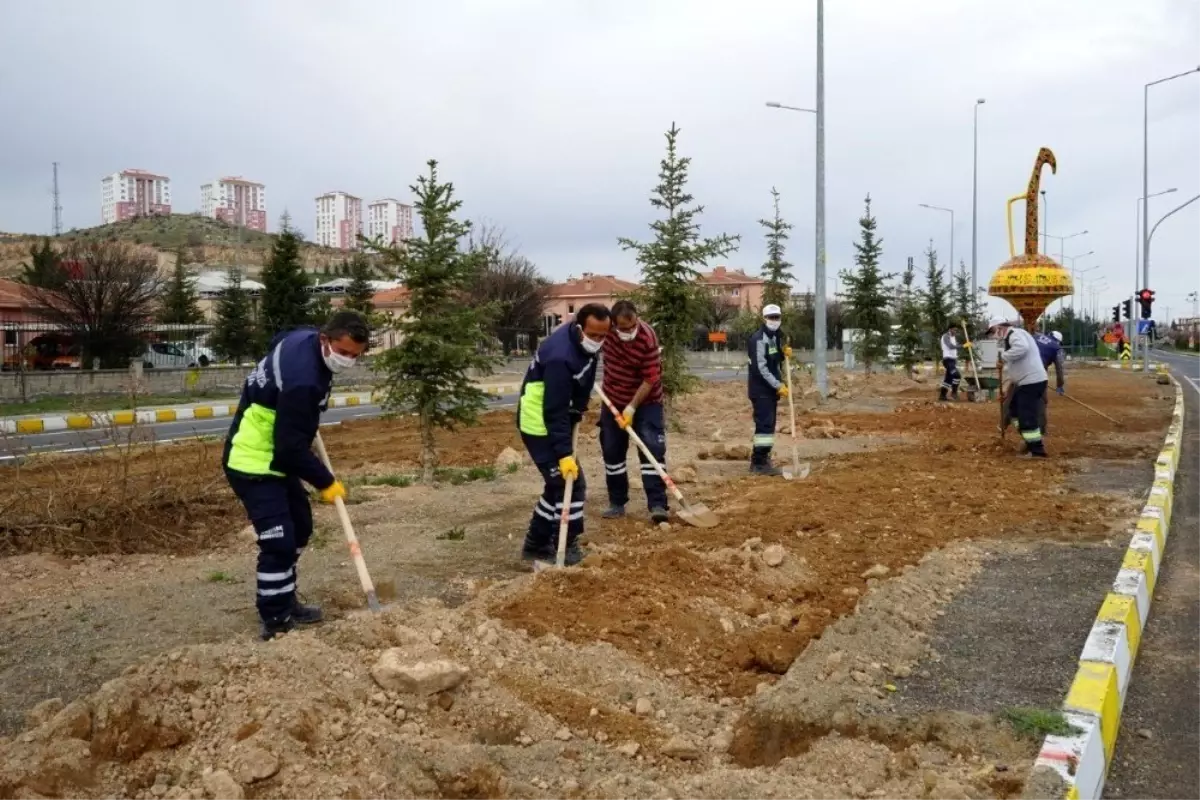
top-left (1138, 288), bottom-right (1155, 320)
top-left (1111, 305), bottom-right (1120, 323)
top-left (1121, 299), bottom-right (1132, 320)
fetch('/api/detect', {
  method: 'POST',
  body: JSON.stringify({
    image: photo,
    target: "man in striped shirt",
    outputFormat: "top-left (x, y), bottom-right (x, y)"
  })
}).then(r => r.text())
top-left (599, 300), bottom-right (669, 523)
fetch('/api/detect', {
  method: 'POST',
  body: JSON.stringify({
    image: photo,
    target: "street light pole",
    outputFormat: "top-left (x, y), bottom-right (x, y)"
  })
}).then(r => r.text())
top-left (1143, 67), bottom-right (1199, 290)
top-left (1143, 193), bottom-right (1200, 369)
top-left (918, 204), bottom-right (954, 274)
top-left (971, 98), bottom-right (985, 297)
top-left (1133, 187), bottom-right (1178, 314)
top-left (814, 0), bottom-right (827, 399)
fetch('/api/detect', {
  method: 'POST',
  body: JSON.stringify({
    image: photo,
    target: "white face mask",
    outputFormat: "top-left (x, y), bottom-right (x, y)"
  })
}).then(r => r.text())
top-left (581, 336), bottom-right (604, 354)
top-left (765, 319), bottom-right (782, 332)
top-left (322, 343), bottom-right (358, 373)
top-left (617, 327), bottom-right (639, 342)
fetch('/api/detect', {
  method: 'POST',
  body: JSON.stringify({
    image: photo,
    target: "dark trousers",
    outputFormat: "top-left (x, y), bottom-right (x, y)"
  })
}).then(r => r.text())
top-left (225, 471), bottom-right (313, 623)
top-left (941, 358), bottom-right (961, 393)
top-left (750, 393), bottom-right (779, 465)
top-left (1011, 381), bottom-right (1048, 455)
top-left (520, 438), bottom-right (587, 557)
top-left (598, 403), bottom-right (668, 511)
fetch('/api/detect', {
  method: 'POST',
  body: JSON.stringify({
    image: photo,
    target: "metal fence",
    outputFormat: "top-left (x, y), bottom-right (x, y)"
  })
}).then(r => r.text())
top-left (1, 322), bottom-right (215, 373)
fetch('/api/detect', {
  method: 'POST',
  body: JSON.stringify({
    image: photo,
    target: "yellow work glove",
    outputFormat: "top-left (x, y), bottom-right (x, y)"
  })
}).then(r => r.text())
top-left (318, 480), bottom-right (347, 504)
top-left (558, 455), bottom-right (579, 481)
top-left (777, 384), bottom-right (790, 399)
top-left (783, 345), bottom-right (793, 359)
top-left (963, 341), bottom-right (973, 350)
top-left (618, 405), bottom-right (635, 430)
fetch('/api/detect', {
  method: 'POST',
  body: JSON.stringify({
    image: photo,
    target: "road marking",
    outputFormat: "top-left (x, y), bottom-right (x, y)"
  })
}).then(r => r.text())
top-left (1185, 376), bottom-right (1200, 395)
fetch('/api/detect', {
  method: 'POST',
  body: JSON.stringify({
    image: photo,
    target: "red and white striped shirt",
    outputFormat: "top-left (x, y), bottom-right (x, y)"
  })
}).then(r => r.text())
top-left (601, 320), bottom-right (663, 409)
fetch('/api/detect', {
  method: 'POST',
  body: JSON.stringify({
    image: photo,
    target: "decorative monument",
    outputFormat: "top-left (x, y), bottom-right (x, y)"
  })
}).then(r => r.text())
top-left (988, 147), bottom-right (1074, 328)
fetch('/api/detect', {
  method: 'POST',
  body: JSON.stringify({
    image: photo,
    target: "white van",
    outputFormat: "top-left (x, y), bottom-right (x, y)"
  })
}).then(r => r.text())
top-left (143, 342), bottom-right (211, 369)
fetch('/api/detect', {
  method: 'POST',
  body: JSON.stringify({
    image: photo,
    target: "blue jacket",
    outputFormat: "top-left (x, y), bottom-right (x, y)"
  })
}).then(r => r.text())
top-left (517, 323), bottom-right (598, 464)
top-left (223, 327), bottom-right (335, 489)
top-left (1033, 333), bottom-right (1066, 389)
top-left (747, 325), bottom-right (784, 399)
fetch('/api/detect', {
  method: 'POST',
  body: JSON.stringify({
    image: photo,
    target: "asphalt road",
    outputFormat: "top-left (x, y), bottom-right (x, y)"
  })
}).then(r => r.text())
top-left (0, 368), bottom-right (743, 461)
top-left (1104, 349), bottom-right (1199, 799)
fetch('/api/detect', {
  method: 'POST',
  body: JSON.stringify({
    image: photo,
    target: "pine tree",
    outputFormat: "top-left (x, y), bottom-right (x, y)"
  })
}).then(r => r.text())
top-left (210, 268), bottom-right (256, 365)
top-left (344, 254), bottom-right (375, 315)
top-left (839, 195), bottom-right (893, 373)
top-left (618, 123), bottom-right (739, 398)
top-left (18, 237), bottom-right (64, 289)
top-left (259, 214), bottom-right (311, 343)
top-left (759, 187), bottom-right (794, 309)
top-left (950, 260), bottom-right (985, 337)
top-left (920, 240), bottom-right (952, 350)
top-left (157, 248), bottom-right (204, 325)
top-left (893, 257), bottom-right (924, 377)
top-left (373, 160), bottom-right (498, 484)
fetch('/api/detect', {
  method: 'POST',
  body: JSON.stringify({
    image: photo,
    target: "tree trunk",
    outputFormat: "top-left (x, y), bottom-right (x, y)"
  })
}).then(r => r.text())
top-left (418, 409), bottom-right (437, 485)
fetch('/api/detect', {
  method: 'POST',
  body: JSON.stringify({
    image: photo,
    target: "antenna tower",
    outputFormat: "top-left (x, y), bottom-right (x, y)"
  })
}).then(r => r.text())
top-left (52, 162), bottom-right (63, 235)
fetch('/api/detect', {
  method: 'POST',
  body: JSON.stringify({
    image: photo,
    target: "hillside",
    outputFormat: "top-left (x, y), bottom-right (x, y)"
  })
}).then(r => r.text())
top-left (0, 215), bottom-right (364, 278)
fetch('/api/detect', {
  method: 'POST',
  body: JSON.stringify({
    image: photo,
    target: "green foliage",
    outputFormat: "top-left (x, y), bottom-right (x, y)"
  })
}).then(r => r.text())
top-left (209, 268), bottom-right (257, 365)
top-left (348, 473), bottom-right (414, 488)
top-left (618, 123), bottom-right (739, 399)
top-left (157, 248), bottom-right (204, 325)
top-left (893, 257), bottom-right (924, 374)
top-left (18, 237), bottom-right (64, 289)
top-left (920, 241), bottom-right (953, 341)
top-left (436, 526), bottom-right (467, 541)
top-left (372, 160), bottom-right (499, 484)
top-left (839, 195), bottom-right (893, 372)
top-left (951, 260), bottom-right (986, 337)
top-left (204, 570), bottom-right (238, 584)
top-left (759, 187), bottom-right (795, 309)
top-left (259, 214), bottom-right (311, 344)
top-left (1001, 707), bottom-right (1080, 740)
top-left (344, 254), bottom-right (376, 315)
top-left (436, 465), bottom-right (497, 484)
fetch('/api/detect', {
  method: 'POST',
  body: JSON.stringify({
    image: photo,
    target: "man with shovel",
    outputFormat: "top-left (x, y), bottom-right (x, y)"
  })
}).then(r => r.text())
top-left (599, 300), bottom-right (669, 523)
top-left (990, 319), bottom-right (1049, 458)
top-left (516, 303), bottom-right (611, 565)
top-left (223, 311), bottom-right (371, 640)
top-left (747, 304), bottom-right (790, 476)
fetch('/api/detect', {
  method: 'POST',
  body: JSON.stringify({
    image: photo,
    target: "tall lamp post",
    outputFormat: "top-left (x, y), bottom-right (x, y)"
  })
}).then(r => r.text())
top-left (918, 204), bottom-right (955, 273)
top-left (971, 98), bottom-right (985, 296)
top-left (1143, 193), bottom-right (1200, 369)
top-left (1142, 66), bottom-right (1199, 291)
top-left (1134, 188), bottom-right (1177, 301)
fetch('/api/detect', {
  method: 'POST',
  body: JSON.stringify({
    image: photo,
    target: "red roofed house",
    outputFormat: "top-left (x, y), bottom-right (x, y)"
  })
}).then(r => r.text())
top-left (544, 272), bottom-right (639, 322)
top-left (699, 266), bottom-right (766, 312)
top-left (370, 286), bottom-right (411, 351)
top-left (1, 278), bottom-right (44, 370)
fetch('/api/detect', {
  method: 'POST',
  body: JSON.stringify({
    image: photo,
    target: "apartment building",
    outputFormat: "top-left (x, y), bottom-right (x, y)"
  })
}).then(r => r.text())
top-left (201, 177), bottom-right (267, 232)
top-left (366, 198), bottom-right (414, 245)
top-left (314, 191), bottom-right (363, 250)
top-left (100, 169), bottom-right (171, 224)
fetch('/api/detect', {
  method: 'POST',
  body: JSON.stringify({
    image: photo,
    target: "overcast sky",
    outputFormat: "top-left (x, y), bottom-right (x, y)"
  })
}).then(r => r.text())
top-left (2, 0), bottom-right (1197, 321)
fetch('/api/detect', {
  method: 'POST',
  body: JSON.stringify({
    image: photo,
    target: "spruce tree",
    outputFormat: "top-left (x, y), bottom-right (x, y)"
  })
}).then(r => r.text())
top-left (259, 214), bottom-right (310, 343)
top-left (344, 254), bottom-right (376, 315)
top-left (839, 195), bottom-right (893, 373)
top-left (920, 240), bottom-right (952, 349)
top-left (158, 248), bottom-right (204, 325)
top-left (894, 257), bottom-right (924, 377)
top-left (18, 237), bottom-right (64, 289)
top-left (951, 260), bottom-right (985, 337)
top-left (210, 268), bottom-right (256, 365)
top-left (373, 160), bottom-right (498, 484)
top-left (759, 187), bottom-right (795, 309)
top-left (618, 123), bottom-right (739, 398)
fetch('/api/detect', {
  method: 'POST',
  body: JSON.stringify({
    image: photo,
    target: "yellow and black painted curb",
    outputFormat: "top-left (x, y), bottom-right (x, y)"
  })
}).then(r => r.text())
top-left (1027, 376), bottom-right (1185, 799)
top-left (0, 383), bottom-right (523, 436)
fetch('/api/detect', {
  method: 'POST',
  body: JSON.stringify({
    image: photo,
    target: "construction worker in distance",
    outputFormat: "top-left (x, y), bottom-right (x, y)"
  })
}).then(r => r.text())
top-left (516, 303), bottom-right (611, 565)
top-left (938, 323), bottom-right (964, 402)
top-left (747, 303), bottom-right (790, 476)
top-left (1032, 329), bottom-right (1067, 435)
top-left (599, 300), bottom-right (669, 523)
top-left (223, 310), bottom-right (371, 640)
top-left (989, 319), bottom-right (1049, 458)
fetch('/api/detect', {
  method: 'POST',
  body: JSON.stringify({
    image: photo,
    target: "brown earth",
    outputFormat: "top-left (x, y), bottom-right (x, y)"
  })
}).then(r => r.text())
top-left (0, 366), bottom-right (1175, 798)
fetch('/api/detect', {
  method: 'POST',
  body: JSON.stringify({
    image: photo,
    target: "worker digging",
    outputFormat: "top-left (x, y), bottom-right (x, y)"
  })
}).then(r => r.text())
top-left (990, 319), bottom-right (1050, 458)
top-left (938, 322), bottom-right (965, 402)
top-left (222, 311), bottom-right (372, 640)
top-left (598, 300), bottom-right (670, 524)
top-left (515, 302), bottom-right (610, 566)
top-left (746, 303), bottom-right (792, 476)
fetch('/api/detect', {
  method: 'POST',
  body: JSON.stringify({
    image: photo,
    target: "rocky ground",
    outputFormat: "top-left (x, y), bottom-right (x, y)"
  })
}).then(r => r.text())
top-left (0, 367), bottom-right (1174, 799)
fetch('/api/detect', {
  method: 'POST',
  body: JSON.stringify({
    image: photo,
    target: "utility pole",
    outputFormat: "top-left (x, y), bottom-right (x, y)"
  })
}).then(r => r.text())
top-left (814, 0), bottom-right (828, 400)
top-left (51, 162), bottom-right (63, 236)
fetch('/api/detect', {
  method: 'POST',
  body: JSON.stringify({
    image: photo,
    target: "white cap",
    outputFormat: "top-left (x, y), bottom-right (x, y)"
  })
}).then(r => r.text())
top-left (762, 304), bottom-right (782, 317)
top-left (1051, 331), bottom-right (1063, 342)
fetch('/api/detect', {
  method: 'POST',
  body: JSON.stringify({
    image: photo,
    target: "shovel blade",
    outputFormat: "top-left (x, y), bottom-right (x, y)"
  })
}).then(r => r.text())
top-left (678, 502), bottom-right (719, 528)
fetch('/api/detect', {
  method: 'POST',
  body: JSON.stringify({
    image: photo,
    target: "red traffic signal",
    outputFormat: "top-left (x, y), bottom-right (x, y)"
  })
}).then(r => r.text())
top-left (1138, 288), bottom-right (1154, 302)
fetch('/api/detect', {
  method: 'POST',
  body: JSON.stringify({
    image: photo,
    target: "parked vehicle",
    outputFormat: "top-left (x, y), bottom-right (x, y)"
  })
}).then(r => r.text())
top-left (143, 341), bottom-right (212, 369)
top-left (169, 340), bottom-right (218, 367)
top-left (1, 333), bottom-right (82, 371)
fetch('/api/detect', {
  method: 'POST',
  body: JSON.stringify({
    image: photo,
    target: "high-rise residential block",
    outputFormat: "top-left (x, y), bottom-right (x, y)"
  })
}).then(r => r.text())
top-left (314, 191), bottom-right (363, 250)
top-left (366, 198), bottom-right (414, 245)
top-left (201, 177), bottom-right (267, 232)
top-left (100, 169), bottom-right (171, 224)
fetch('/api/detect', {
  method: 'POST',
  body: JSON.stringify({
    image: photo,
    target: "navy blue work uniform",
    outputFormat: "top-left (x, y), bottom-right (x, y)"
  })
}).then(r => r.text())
top-left (223, 328), bottom-right (334, 624)
top-left (516, 323), bottom-right (599, 562)
top-left (746, 324), bottom-right (785, 467)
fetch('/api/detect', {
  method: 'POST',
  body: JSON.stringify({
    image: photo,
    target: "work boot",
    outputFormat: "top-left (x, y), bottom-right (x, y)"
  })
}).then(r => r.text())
top-left (291, 596), bottom-right (323, 625)
top-left (564, 534), bottom-right (587, 566)
top-left (649, 506), bottom-right (670, 524)
top-left (520, 530), bottom-right (554, 563)
top-left (937, 387), bottom-right (949, 402)
top-left (602, 504), bottom-right (626, 519)
top-left (951, 388), bottom-right (960, 401)
top-left (750, 463), bottom-right (783, 477)
top-left (259, 615), bottom-right (295, 642)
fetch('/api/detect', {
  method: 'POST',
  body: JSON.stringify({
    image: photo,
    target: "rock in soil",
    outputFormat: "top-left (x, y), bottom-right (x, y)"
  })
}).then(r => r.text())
top-left (370, 647), bottom-right (469, 696)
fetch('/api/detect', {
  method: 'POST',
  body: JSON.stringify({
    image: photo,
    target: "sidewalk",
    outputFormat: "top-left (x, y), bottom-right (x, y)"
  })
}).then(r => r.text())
top-left (0, 380), bottom-right (524, 435)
